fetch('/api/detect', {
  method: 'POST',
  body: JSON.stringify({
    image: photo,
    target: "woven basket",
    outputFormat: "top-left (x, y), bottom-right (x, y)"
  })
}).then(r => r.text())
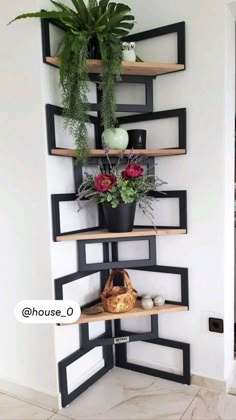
top-left (101, 269), bottom-right (138, 313)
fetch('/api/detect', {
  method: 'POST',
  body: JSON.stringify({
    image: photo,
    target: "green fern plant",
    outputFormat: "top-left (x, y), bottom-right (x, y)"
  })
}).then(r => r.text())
top-left (9, 0), bottom-right (135, 161)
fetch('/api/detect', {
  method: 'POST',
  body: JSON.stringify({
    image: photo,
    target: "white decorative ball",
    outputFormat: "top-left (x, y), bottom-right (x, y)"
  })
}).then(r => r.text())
top-left (153, 295), bottom-right (165, 306)
top-left (141, 295), bottom-right (153, 310)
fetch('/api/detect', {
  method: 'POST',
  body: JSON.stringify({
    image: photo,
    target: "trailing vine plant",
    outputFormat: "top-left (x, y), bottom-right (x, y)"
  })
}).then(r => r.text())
top-left (9, 0), bottom-right (135, 161)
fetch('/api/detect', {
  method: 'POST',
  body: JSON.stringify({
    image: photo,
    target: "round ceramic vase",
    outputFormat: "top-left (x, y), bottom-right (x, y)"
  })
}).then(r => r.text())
top-left (102, 128), bottom-right (129, 150)
top-left (153, 295), bottom-right (165, 306)
top-left (141, 295), bottom-right (153, 310)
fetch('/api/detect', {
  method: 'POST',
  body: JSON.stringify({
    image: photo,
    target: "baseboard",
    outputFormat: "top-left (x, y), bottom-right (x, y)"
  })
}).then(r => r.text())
top-left (67, 359), bottom-right (105, 394)
top-left (191, 374), bottom-right (226, 393)
top-left (0, 378), bottom-right (59, 411)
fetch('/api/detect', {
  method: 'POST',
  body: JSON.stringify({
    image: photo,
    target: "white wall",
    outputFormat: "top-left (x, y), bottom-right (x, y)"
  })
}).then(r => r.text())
top-left (0, 0), bottom-right (235, 409)
top-left (0, 0), bottom-right (58, 403)
top-left (121, 0), bottom-right (235, 382)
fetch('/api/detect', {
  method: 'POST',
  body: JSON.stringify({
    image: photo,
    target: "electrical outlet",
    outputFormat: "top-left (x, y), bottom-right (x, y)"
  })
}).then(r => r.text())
top-left (209, 317), bottom-right (224, 333)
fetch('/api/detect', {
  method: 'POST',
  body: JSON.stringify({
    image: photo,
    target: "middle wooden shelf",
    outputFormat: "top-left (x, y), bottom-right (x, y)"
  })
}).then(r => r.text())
top-left (56, 228), bottom-right (187, 241)
top-left (51, 148), bottom-right (186, 158)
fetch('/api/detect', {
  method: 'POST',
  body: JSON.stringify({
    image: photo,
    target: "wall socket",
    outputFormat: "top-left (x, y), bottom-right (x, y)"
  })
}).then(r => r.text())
top-left (209, 317), bottom-right (224, 333)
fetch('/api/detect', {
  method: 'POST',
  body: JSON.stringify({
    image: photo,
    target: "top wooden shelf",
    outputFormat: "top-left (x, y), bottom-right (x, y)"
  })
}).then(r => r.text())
top-left (51, 148), bottom-right (186, 158)
top-left (46, 57), bottom-right (185, 77)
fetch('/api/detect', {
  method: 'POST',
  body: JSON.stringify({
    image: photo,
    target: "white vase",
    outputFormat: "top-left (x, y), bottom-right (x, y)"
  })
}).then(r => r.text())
top-left (141, 295), bottom-right (153, 310)
top-left (102, 128), bottom-right (129, 149)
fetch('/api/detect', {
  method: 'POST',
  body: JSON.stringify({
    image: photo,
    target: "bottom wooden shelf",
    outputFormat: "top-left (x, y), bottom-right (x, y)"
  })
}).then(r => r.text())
top-left (62, 302), bottom-right (188, 325)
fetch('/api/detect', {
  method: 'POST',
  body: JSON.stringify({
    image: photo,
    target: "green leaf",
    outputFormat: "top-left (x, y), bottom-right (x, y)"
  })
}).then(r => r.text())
top-left (108, 2), bottom-right (116, 14)
top-left (117, 22), bottom-right (134, 30)
top-left (112, 28), bottom-right (130, 36)
top-left (50, 0), bottom-right (77, 15)
top-left (99, 0), bottom-right (110, 13)
top-left (70, 0), bottom-right (88, 18)
top-left (8, 11), bottom-right (67, 25)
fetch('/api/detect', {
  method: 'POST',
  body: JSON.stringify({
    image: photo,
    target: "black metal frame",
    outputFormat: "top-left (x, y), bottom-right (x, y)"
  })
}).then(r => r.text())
top-left (56, 264), bottom-right (189, 406)
top-left (115, 335), bottom-right (190, 385)
top-left (51, 190), bottom-right (187, 238)
top-left (59, 344), bottom-right (114, 407)
top-left (118, 108), bottom-right (187, 151)
top-left (41, 19), bottom-right (185, 68)
top-left (42, 16), bottom-right (190, 407)
top-left (123, 21), bottom-right (186, 68)
top-left (46, 104), bottom-right (99, 153)
top-left (46, 104), bottom-right (186, 154)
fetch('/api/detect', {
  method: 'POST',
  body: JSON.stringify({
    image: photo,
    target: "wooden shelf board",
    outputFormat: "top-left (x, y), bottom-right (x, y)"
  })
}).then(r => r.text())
top-left (51, 148), bottom-right (186, 158)
top-left (56, 228), bottom-right (187, 241)
top-left (63, 302), bottom-right (188, 325)
top-left (46, 57), bottom-right (184, 76)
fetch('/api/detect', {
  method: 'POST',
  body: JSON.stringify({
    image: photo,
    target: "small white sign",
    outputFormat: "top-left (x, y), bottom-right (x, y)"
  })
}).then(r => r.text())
top-left (114, 336), bottom-right (130, 344)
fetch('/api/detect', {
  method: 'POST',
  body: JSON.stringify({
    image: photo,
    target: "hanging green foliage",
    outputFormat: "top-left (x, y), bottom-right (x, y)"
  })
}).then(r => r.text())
top-left (9, 0), bottom-right (135, 161)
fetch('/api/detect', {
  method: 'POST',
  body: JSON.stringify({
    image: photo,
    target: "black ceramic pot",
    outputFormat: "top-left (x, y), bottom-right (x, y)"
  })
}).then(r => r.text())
top-left (102, 202), bottom-right (136, 232)
top-left (88, 36), bottom-right (101, 59)
top-left (127, 129), bottom-right (147, 149)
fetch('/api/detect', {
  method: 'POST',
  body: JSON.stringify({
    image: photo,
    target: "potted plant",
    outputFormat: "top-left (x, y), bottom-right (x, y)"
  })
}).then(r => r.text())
top-left (78, 146), bottom-right (166, 232)
top-left (9, 0), bottom-right (135, 161)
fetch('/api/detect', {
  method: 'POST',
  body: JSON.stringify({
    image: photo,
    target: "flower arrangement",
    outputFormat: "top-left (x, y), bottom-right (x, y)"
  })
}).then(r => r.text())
top-left (78, 148), bottom-right (166, 226)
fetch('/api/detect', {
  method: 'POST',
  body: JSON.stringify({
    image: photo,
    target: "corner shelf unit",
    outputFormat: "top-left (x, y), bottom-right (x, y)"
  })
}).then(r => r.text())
top-left (42, 17), bottom-right (190, 408)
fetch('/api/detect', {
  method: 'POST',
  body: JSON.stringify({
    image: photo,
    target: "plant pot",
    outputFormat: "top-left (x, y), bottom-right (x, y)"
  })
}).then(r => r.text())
top-left (102, 128), bottom-right (129, 150)
top-left (127, 129), bottom-right (147, 149)
top-left (88, 36), bottom-right (101, 59)
top-left (102, 202), bottom-right (136, 232)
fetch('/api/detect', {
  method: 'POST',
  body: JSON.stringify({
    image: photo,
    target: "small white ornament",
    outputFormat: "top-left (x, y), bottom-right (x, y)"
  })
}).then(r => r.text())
top-left (122, 41), bottom-right (136, 62)
top-left (153, 295), bottom-right (165, 306)
top-left (141, 294), bottom-right (153, 310)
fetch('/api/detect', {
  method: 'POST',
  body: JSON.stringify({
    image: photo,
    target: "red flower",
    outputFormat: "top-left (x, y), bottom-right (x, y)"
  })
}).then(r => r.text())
top-left (94, 174), bottom-right (116, 193)
top-left (122, 163), bottom-right (144, 179)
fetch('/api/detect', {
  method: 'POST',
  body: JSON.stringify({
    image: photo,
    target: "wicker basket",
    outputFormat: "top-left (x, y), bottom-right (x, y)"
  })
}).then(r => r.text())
top-left (101, 269), bottom-right (138, 313)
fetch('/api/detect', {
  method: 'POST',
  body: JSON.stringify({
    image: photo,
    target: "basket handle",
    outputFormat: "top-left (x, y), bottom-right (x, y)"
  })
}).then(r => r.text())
top-left (103, 269), bottom-right (133, 294)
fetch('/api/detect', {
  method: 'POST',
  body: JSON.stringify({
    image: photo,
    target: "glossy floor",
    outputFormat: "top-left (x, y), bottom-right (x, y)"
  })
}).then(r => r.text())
top-left (2, 368), bottom-right (236, 420)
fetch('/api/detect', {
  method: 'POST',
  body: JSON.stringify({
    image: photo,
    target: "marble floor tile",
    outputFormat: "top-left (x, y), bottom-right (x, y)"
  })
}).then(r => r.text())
top-left (59, 367), bottom-right (199, 420)
top-left (0, 392), bottom-right (53, 420)
top-left (181, 388), bottom-right (236, 420)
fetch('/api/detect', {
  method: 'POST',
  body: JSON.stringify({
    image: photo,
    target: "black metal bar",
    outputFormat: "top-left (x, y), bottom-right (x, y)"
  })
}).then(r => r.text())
top-left (59, 345), bottom-right (113, 407)
top-left (123, 22), bottom-right (186, 66)
top-left (54, 270), bottom-right (98, 300)
top-left (116, 337), bottom-right (190, 385)
top-left (46, 104), bottom-right (98, 153)
top-left (146, 190), bottom-right (188, 230)
top-left (41, 18), bottom-right (51, 63)
top-left (118, 109), bottom-right (187, 151)
top-left (129, 265), bottom-right (189, 307)
top-left (77, 236), bottom-right (157, 271)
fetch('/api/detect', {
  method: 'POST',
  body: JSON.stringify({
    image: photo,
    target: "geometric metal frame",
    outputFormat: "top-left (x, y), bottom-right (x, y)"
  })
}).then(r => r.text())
top-left (41, 19), bottom-right (186, 68)
top-left (42, 15), bottom-right (189, 407)
top-left (118, 108), bottom-right (187, 151)
top-left (115, 335), bottom-right (190, 385)
top-left (57, 263), bottom-right (189, 406)
top-left (123, 21), bottom-right (186, 68)
top-left (46, 104), bottom-right (187, 154)
top-left (58, 344), bottom-right (114, 408)
top-left (51, 191), bottom-right (187, 239)
top-left (46, 104), bottom-right (99, 153)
